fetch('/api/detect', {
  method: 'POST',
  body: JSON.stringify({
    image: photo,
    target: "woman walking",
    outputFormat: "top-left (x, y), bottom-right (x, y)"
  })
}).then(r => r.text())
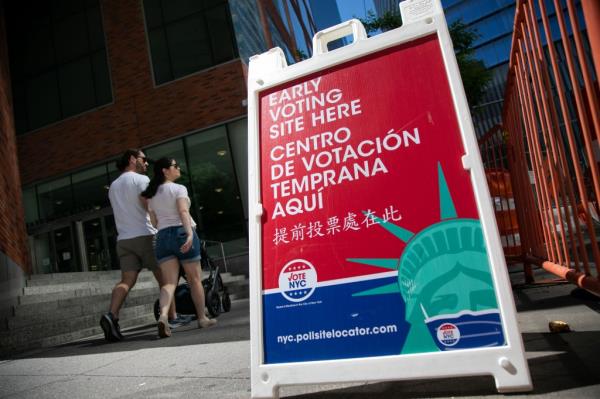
top-left (141, 157), bottom-right (216, 337)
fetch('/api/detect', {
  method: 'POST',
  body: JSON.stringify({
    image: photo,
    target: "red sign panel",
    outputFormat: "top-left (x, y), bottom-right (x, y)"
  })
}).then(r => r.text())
top-left (260, 34), bottom-right (478, 283)
top-left (258, 34), bottom-right (501, 363)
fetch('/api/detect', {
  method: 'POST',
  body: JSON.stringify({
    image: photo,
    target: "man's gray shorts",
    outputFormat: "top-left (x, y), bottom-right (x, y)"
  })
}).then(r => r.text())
top-left (116, 235), bottom-right (158, 272)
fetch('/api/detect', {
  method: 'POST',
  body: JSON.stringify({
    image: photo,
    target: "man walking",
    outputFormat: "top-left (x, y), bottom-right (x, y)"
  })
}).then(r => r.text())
top-left (100, 149), bottom-right (165, 342)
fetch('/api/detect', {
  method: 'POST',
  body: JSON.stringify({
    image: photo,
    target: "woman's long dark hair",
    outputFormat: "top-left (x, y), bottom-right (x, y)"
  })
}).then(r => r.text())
top-left (141, 157), bottom-right (174, 199)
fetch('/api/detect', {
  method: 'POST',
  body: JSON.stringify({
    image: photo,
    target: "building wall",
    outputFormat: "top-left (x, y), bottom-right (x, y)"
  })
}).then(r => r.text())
top-left (373, 0), bottom-right (400, 16)
top-left (229, 0), bottom-right (266, 63)
top-left (16, 0), bottom-right (248, 186)
top-left (0, 3), bottom-right (28, 318)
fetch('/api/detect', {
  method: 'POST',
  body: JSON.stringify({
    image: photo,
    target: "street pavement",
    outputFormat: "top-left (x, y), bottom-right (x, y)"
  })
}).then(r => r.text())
top-left (1, 269), bottom-right (600, 398)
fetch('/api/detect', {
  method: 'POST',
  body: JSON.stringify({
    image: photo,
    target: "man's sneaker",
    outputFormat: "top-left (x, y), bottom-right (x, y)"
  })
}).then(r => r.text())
top-left (113, 317), bottom-right (124, 340)
top-left (168, 313), bottom-right (196, 329)
top-left (168, 318), bottom-right (184, 329)
top-left (100, 313), bottom-right (122, 342)
top-left (179, 313), bottom-right (197, 323)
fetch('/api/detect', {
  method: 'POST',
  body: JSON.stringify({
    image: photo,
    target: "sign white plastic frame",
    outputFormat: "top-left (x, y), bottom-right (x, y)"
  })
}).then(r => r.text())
top-left (247, 1), bottom-right (532, 397)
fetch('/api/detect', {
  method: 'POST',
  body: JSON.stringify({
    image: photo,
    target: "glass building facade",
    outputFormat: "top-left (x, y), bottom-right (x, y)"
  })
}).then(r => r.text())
top-left (6, 0), bottom-right (251, 275)
top-left (229, 0), bottom-right (340, 65)
top-left (229, 0), bottom-right (268, 62)
top-left (442, 0), bottom-right (516, 137)
top-left (371, 0), bottom-right (589, 137)
top-left (446, 0), bottom-right (590, 137)
top-left (142, 0), bottom-right (238, 85)
top-left (24, 118), bottom-right (248, 274)
top-left (443, 0), bottom-right (515, 68)
top-left (5, 0), bottom-right (112, 134)
top-left (373, 0), bottom-right (399, 16)
top-left (370, 0), bottom-right (517, 136)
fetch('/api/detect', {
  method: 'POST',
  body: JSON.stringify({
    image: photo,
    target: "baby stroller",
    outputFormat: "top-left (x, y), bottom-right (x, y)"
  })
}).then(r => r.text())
top-left (153, 241), bottom-right (231, 320)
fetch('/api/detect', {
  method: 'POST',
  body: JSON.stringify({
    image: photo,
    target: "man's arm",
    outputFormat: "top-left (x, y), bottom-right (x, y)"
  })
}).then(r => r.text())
top-left (148, 209), bottom-right (158, 228)
top-left (140, 195), bottom-right (149, 211)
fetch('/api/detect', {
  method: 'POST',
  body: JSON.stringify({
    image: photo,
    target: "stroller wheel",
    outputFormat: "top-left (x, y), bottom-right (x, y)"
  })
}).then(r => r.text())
top-left (202, 277), bottom-right (210, 293)
top-left (206, 291), bottom-right (221, 318)
top-left (221, 291), bottom-right (231, 312)
top-left (153, 299), bottom-right (160, 321)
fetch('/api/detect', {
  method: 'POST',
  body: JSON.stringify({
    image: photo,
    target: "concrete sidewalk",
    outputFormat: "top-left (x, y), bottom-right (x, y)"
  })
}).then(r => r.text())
top-left (1, 271), bottom-right (600, 398)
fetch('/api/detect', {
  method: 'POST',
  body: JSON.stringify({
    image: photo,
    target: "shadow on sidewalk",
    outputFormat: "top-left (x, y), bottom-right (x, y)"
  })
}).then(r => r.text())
top-left (513, 284), bottom-right (600, 313)
top-left (5, 299), bottom-right (250, 360)
top-left (284, 282), bottom-right (600, 398)
top-left (285, 331), bottom-right (600, 398)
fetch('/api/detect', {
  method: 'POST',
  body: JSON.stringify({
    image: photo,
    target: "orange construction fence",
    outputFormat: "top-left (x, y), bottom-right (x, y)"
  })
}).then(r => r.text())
top-left (483, 0), bottom-right (600, 294)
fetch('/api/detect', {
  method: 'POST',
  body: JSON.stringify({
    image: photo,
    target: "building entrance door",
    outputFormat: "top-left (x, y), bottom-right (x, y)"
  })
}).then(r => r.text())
top-left (31, 224), bottom-right (79, 274)
top-left (81, 217), bottom-right (109, 271)
top-left (29, 208), bottom-right (117, 275)
top-left (54, 226), bottom-right (78, 272)
top-left (77, 212), bottom-right (118, 272)
top-left (31, 232), bottom-right (53, 274)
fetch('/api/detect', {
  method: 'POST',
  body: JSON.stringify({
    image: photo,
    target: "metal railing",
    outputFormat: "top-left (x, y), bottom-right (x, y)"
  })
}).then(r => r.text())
top-left (487, 0), bottom-right (600, 294)
top-left (202, 239), bottom-right (229, 273)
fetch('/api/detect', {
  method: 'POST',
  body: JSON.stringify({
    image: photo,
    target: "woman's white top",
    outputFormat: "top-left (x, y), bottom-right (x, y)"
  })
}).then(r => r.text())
top-left (148, 182), bottom-right (197, 231)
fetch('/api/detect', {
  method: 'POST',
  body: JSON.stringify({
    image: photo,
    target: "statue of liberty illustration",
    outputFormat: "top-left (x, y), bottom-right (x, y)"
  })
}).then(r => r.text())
top-left (348, 162), bottom-right (505, 354)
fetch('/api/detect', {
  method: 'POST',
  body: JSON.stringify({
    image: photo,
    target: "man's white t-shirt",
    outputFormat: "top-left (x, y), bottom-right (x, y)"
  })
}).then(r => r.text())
top-left (148, 182), bottom-right (197, 231)
top-left (108, 171), bottom-right (157, 240)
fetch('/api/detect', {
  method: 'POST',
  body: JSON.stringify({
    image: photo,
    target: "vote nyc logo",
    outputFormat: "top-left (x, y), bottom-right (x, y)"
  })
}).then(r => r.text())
top-left (278, 259), bottom-right (318, 302)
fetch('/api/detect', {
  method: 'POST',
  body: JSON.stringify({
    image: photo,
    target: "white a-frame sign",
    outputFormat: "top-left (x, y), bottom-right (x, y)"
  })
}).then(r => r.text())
top-left (247, 0), bottom-right (532, 397)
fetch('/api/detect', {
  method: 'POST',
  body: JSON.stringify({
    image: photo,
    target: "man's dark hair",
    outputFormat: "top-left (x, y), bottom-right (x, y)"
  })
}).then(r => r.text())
top-left (116, 149), bottom-right (142, 172)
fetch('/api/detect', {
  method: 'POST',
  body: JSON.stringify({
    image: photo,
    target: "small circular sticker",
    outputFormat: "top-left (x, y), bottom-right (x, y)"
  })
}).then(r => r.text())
top-left (437, 323), bottom-right (461, 346)
top-left (278, 259), bottom-right (317, 302)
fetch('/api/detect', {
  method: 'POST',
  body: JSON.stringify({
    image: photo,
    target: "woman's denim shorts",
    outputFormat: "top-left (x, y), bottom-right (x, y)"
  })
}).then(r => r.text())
top-left (155, 226), bottom-right (201, 265)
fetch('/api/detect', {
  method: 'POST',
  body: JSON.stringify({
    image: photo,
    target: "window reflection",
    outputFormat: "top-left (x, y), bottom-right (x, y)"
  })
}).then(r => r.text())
top-left (72, 165), bottom-right (110, 213)
top-left (32, 232), bottom-right (52, 274)
top-left (5, 0), bottom-right (112, 134)
top-left (108, 160), bottom-right (121, 184)
top-left (83, 218), bottom-right (109, 271)
top-left (54, 226), bottom-right (78, 273)
top-left (186, 126), bottom-right (245, 247)
top-left (24, 118), bottom-right (250, 273)
top-left (22, 187), bottom-right (39, 225)
top-left (104, 215), bottom-right (119, 270)
top-left (228, 118), bottom-right (249, 219)
top-left (142, 0), bottom-right (237, 85)
top-left (38, 177), bottom-right (73, 220)
top-left (145, 139), bottom-right (190, 187)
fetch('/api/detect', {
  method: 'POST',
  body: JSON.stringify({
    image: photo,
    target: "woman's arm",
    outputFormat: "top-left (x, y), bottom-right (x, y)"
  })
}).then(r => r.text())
top-left (177, 197), bottom-right (194, 253)
top-left (149, 210), bottom-right (158, 228)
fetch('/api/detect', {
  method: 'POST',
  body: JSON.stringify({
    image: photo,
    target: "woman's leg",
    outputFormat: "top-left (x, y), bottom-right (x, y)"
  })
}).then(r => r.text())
top-left (181, 261), bottom-right (216, 328)
top-left (157, 258), bottom-right (180, 337)
top-left (153, 267), bottom-right (177, 320)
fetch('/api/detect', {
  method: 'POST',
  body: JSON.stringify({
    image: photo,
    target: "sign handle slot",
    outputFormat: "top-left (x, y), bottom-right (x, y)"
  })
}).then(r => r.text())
top-left (312, 19), bottom-right (367, 56)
